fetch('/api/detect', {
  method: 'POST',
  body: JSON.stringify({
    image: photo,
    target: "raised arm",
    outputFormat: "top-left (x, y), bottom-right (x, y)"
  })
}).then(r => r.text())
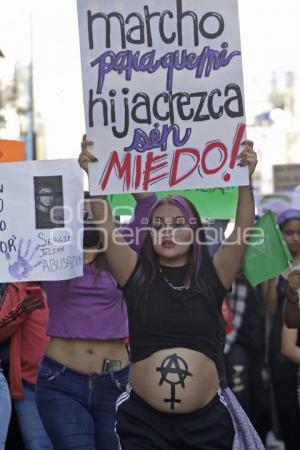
top-left (79, 135), bottom-right (138, 287)
top-left (120, 192), bottom-right (156, 251)
top-left (283, 270), bottom-right (300, 328)
top-left (213, 141), bottom-right (257, 290)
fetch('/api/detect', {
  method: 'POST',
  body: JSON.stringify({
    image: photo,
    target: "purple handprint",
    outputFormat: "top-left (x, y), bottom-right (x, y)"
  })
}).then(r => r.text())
top-left (5, 238), bottom-right (43, 279)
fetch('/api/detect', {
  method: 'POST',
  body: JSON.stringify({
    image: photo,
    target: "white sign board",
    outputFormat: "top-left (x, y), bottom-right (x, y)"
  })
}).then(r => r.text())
top-left (77, 0), bottom-right (248, 195)
top-left (0, 159), bottom-right (84, 282)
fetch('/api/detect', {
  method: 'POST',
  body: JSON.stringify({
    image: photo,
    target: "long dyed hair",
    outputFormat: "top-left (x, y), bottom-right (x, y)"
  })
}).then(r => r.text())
top-left (139, 195), bottom-right (209, 289)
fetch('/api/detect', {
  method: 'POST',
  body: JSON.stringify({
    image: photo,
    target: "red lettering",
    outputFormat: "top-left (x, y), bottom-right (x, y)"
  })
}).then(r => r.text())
top-left (169, 148), bottom-right (200, 187)
top-left (202, 141), bottom-right (227, 175)
top-left (143, 152), bottom-right (168, 191)
top-left (229, 123), bottom-right (246, 169)
top-left (223, 123), bottom-right (246, 182)
top-left (101, 151), bottom-right (131, 191)
top-left (134, 154), bottom-right (142, 190)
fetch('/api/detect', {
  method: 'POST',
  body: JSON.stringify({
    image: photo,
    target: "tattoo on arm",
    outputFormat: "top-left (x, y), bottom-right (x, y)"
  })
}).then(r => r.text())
top-left (156, 353), bottom-right (193, 410)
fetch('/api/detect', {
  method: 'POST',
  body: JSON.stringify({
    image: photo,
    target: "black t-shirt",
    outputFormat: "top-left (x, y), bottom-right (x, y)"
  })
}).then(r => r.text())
top-left (238, 283), bottom-right (266, 350)
top-left (122, 257), bottom-right (228, 381)
top-left (269, 276), bottom-right (300, 362)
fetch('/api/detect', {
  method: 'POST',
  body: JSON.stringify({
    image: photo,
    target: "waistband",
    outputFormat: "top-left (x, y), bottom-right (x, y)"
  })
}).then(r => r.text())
top-left (122, 385), bottom-right (221, 420)
top-left (41, 355), bottom-right (129, 379)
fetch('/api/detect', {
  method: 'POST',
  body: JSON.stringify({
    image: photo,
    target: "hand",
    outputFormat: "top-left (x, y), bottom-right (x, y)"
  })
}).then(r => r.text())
top-left (132, 192), bottom-right (156, 201)
top-left (21, 295), bottom-right (44, 312)
top-left (6, 238), bottom-right (43, 280)
top-left (238, 140), bottom-right (257, 177)
top-left (78, 134), bottom-right (97, 173)
top-left (287, 270), bottom-right (300, 294)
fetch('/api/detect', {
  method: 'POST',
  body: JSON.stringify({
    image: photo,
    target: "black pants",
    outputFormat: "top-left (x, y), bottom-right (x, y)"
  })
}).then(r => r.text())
top-left (270, 359), bottom-right (300, 450)
top-left (115, 388), bottom-right (234, 450)
top-left (225, 343), bottom-right (271, 442)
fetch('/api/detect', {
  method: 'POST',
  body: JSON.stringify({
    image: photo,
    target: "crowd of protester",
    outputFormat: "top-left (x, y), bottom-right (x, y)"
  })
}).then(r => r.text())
top-left (1, 138), bottom-right (300, 450)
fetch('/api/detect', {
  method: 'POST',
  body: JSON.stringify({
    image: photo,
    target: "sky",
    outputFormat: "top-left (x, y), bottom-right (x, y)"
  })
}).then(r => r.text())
top-left (0, 0), bottom-right (300, 161)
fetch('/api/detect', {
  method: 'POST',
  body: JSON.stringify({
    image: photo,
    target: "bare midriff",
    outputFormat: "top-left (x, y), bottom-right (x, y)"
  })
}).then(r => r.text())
top-left (129, 348), bottom-right (219, 413)
top-left (46, 337), bottom-right (129, 374)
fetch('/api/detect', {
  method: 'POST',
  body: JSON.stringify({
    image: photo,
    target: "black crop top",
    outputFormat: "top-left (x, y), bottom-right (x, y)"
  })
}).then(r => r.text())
top-left (122, 256), bottom-right (229, 384)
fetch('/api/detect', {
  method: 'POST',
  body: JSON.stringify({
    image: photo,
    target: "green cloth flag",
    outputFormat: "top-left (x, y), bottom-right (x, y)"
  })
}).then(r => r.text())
top-left (243, 211), bottom-right (293, 287)
top-left (109, 187), bottom-right (238, 219)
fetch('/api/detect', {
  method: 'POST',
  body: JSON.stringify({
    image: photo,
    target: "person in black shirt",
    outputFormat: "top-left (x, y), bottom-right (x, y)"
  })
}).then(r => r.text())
top-left (265, 208), bottom-right (300, 450)
top-left (79, 136), bottom-right (264, 449)
top-left (281, 209), bottom-right (300, 331)
top-left (224, 275), bottom-right (271, 443)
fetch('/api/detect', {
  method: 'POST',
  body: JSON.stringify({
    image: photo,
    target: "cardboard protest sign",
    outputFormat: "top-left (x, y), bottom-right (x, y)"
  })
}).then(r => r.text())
top-left (77, 0), bottom-right (248, 195)
top-left (109, 187), bottom-right (238, 219)
top-left (0, 139), bottom-right (25, 162)
top-left (0, 159), bottom-right (83, 282)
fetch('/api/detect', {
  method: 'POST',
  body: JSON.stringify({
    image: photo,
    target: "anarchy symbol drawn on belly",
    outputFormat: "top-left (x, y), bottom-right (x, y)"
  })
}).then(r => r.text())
top-left (156, 353), bottom-right (193, 410)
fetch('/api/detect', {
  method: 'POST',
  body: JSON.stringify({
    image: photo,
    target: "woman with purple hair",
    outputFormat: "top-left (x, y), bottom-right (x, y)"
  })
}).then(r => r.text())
top-left (79, 136), bottom-right (264, 449)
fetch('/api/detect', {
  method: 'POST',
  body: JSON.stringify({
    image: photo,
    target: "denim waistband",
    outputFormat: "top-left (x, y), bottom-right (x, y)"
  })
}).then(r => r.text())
top-left (41, 355), bottom-right (130, 380)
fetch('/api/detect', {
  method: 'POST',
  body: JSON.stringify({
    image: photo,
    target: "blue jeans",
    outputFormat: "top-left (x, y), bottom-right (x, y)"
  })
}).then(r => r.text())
top-left (0, 371), bottom-right (11, 450)
top-left (36, 356), bottom-right (129, 450)
top-left (14, 382), bottom-right (52, 450)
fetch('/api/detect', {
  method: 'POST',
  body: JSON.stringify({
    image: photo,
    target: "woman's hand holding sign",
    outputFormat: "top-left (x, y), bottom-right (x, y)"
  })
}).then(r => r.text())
top-left (237, 140), bottom-right (257, 177)
top-left (79, 134), bottom-right (97, 174)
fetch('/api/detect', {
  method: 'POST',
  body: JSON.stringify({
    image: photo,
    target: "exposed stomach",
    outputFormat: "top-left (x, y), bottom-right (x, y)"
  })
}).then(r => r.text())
top-left (46, 337), bottom-right (129, 374)
top-left (129, 348), bottom-right (219, 413)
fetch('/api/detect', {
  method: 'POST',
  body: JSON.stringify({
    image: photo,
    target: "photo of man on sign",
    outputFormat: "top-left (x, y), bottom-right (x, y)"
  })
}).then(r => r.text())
top-left (34, 176), bottom-right (65, 229)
